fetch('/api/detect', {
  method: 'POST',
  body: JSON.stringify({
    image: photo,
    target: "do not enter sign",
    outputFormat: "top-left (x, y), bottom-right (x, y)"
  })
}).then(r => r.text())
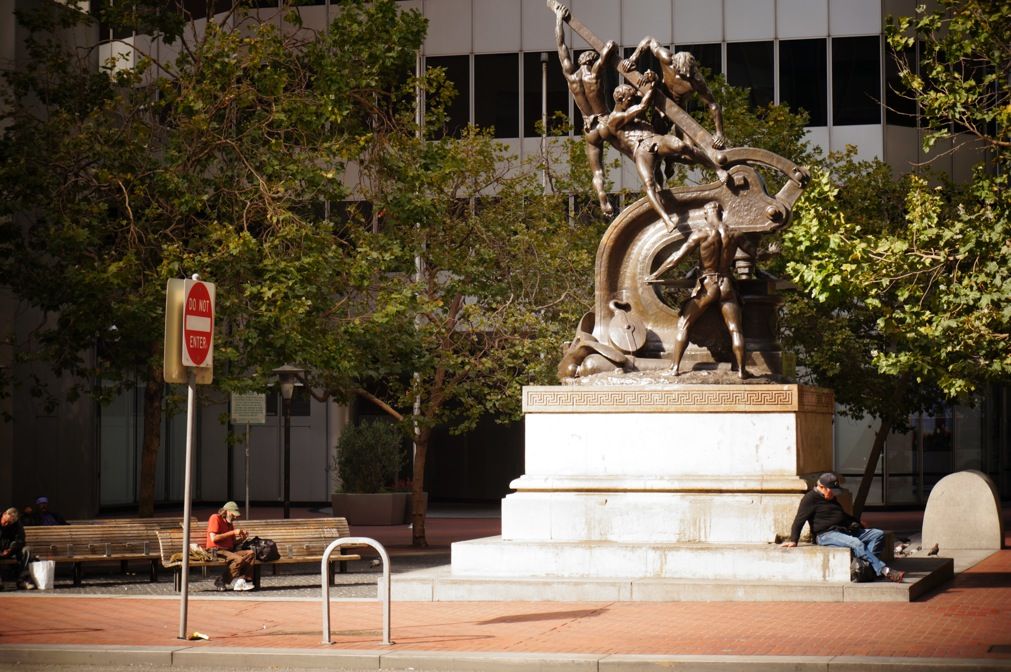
top-left (182, 279), bottom-right (215, 367)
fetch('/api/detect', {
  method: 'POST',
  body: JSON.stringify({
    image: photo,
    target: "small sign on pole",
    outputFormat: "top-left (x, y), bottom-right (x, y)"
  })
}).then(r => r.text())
top-left (231, 392), bottom-right (267, 520)
top-left (182, 278), bottom-right (215, 368)
top-left (163, 275), bottom-right (216, 641)
top-left (164, 279), bottom-right (213, 385)
top-left (230, 392), bottom-right (267, 425)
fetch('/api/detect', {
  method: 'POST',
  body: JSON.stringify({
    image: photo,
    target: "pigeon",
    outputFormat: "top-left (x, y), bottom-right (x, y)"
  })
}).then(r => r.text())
top-left (927, 543), bottom-right (940, 556)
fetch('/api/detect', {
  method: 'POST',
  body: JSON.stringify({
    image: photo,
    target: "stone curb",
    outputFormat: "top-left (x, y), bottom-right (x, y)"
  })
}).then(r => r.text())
top-left (2, 645), bottom-right (1010, 671)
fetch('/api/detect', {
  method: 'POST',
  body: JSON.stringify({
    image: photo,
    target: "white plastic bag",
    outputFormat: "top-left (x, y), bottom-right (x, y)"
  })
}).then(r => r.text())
top-left (29, 560), bottom-right (55, 590)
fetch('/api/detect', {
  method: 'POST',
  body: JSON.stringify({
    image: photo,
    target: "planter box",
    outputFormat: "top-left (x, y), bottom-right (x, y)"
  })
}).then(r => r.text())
top-left (331, 492), bottom-right (421, 526)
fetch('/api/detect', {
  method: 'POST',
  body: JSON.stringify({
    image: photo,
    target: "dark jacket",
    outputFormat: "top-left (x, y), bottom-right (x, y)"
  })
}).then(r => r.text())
top-left (1, 519), bottom-right (26, 557)
top-left (789, 489), bottom-right (860, 543)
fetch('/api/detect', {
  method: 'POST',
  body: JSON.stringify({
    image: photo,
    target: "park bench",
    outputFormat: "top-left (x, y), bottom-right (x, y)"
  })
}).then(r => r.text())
top-left (156, 517), bottom-right (363, 591)
top-left (1, 518), bottom-right (193, 586)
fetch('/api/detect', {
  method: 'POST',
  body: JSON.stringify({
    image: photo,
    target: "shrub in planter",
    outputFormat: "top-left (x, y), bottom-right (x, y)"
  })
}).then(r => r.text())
top-left (333, 419), bottom-right (404, 494)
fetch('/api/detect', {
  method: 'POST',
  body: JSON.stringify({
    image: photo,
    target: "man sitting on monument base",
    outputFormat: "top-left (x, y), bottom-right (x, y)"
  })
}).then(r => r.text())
top-left (782, 473), bottom-right (905, 583)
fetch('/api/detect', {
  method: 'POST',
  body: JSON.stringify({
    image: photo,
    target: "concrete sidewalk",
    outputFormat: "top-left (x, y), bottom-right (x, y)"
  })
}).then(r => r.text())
top-left (1, 507), bottom-right (1009, 671)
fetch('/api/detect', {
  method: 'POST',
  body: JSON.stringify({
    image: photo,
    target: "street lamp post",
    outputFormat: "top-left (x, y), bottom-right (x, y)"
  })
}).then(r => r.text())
top-left (273, 364), bottom-right (305, 519)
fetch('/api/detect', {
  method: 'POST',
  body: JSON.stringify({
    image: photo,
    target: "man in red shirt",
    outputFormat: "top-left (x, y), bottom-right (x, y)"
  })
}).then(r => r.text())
top-left (206, 501), bottom-right (255, 591)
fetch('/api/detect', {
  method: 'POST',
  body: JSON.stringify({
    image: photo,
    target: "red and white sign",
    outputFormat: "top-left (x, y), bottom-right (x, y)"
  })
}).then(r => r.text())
top-left (182, 279), bottom-right (215, 368)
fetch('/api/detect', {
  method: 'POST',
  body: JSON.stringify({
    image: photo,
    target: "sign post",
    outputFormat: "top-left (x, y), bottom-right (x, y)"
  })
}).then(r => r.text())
top-left (165, 275), bottom-right (215, 641)
top-left (230, 392), bottom-right (267, 520)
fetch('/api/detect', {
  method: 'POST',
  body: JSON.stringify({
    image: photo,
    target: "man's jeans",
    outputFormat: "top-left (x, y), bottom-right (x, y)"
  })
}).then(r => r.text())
top-left (816, 528), bottom-right (887, 576)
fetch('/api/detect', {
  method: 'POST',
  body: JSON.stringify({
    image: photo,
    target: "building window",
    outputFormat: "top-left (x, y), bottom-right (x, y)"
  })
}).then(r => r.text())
top-left (727, 41), bottom-right (774, 109)
top-left (832, 36), bottom-right (881, 126)
top-left (675, 43), bottom-right (722, 76)
top-left (426, 55), bottom-right (470, 138)
top-left (779, 39), bottom-right (827, 127)
top-left (475, 53), bottom-right (519, 138)
top-left (885, 44), bottom-right (918, 127)
top-left (523, 52), bottom-right (568, 137)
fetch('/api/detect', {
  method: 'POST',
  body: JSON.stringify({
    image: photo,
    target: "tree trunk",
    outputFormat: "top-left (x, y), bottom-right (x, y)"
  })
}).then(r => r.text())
top-left (411, 426), bottom-right (430, 547)
top-left (852, 416), bottom-right (892, 519)
top-left (137, 352), bottom-right (163, 518)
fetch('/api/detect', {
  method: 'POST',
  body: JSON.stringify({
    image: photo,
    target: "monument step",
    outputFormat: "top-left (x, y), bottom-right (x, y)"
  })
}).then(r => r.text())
top-left (451, 536), bottom-right (860, 581)
top-left (384, 556), bottom-right (953, 603)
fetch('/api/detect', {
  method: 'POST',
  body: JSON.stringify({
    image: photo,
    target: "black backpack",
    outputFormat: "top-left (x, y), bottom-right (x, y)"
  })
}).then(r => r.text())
top-left (850, 556), bottom-right (876, 582)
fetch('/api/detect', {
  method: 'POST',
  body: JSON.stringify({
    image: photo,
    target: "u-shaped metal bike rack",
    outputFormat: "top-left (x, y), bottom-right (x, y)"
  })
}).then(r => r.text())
top-left (320, 537), bottom-right (392, 646)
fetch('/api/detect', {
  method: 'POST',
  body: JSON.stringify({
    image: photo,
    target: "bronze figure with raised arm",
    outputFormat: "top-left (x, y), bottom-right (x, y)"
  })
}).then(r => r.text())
top-left (620, 37), bottom-right (726, 151)
top-left (551, 0), bottom-right (616, 215)
top-left (645, 201), bottom-right (748, 378)
top-left (598, 71), bottom-right (720, 232)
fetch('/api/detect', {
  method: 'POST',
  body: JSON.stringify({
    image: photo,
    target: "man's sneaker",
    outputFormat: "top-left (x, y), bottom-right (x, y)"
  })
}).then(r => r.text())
top-left (16, 581), bottom-right (35, 591)
top-left (885, 568), bottom-right (906, 583)
top-left (232, 578), bottom-right (254, 591)
top-left (213, 576), bottom-right (227, 591)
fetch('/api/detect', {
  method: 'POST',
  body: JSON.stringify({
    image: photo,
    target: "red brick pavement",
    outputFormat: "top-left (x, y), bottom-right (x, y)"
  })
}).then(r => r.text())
top-left (2, 513), bottom-right (1009, 661)
top-left (1, 551), bottom-right (1010, 658)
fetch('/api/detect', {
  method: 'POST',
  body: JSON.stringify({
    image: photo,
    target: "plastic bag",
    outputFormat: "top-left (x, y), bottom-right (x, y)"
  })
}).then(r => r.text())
top-left (30, 560), bottom-right (55, 590)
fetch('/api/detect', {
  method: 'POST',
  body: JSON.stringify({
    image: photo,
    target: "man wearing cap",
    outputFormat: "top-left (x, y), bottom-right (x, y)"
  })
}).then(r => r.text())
top-left (782, 473), bottom-right (905, 583)
top-left (206, 501), bottom-right (255, 591)
top-left (23, 497), bottom-right (68, 526)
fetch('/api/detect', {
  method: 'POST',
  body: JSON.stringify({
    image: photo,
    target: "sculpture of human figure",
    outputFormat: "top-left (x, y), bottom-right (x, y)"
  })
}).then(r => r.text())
top-left (552, 1), bottom-right (616, 215)
top-left (598, 72), bottom-right (722, 232)
top-left (620, 38), bottom-right (727, 152)
top-left (645, 201), bottom-right (748, 378)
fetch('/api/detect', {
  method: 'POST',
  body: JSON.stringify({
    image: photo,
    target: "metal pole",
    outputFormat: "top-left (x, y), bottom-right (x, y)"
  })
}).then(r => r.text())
top-left (177, 368), bottom-right (197, 640)
top-left (283, 396), bottom-right (291, 519)
top-left (541, 51), bottom-right (548, 191)
top-left (244, 424), bottom-right (251, 520)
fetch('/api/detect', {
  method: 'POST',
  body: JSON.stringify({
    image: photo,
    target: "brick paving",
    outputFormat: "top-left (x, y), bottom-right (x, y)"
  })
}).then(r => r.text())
top-left (1, 507), bottom-right (1009, 662)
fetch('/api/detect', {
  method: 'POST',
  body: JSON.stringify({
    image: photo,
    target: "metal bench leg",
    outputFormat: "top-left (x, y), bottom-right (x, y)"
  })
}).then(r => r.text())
top-left (149, 560), bottom-right (158, 583)
top-left (174, 569), bottom-right (181, 592)
top-left (252, 564), bottom-right (261, 590)
top-left (73, 562), bottom-right (82, 587)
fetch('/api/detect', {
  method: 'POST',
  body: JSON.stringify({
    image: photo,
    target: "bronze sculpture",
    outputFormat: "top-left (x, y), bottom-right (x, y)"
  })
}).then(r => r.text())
top-left (552, 3), bottom-right (616, 216)
top-left (620, 38), bottom-right (727, 152)
top-left (646, 201), bottom-right (747, 378)
top-left (549, 1), bottom-right (809, 381)
top-left (598, 72), bottom-right (727, 233)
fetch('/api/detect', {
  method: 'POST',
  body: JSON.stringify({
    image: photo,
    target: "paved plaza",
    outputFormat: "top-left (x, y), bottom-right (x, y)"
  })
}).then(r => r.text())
top-left (1, 505), bottom-right (1010, 671)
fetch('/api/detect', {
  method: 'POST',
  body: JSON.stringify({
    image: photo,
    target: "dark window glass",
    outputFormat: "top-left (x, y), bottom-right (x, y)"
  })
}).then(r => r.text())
top-left (426, 55), bottom-right (470, 138)
top-left (474, 53), bottom-right (519, 137)
top-left (885, 45), bottom-right (917, 126)
top-left (779, 39), bottom-right (827, 126)
top-left (622, 46), bottom-right (661, 80)
top-left (832, 36), bottom-right (881, 125)
top-left (571, 49), bottom-right (620, 133)
top-left (727, 41), bottom-right (774, 109)
top-left (523, 52), bottom-right (569, 137)
top-left (675, 43), bottom-right (722, 76)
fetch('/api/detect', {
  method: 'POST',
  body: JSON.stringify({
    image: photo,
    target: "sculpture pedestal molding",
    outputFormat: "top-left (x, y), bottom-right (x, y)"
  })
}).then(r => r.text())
top-left (451, 384), bottom-right (846, 581)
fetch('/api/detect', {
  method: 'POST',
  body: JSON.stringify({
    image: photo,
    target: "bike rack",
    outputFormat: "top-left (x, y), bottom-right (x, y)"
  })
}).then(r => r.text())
top-left (320, 537), bottom-right (392, 646)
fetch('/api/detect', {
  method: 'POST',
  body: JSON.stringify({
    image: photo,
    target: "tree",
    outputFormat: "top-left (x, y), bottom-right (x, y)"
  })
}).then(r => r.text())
top-left (0, 0), bottom-right (427, 515)
top-left (777, 153), bottom-right (944, 515)
top-left (329, 124), bottom-right (601, 546)
top-left (770, 0), bottom-right (1010, 512)
top-left (877, 0), bottom-right (1011, 395)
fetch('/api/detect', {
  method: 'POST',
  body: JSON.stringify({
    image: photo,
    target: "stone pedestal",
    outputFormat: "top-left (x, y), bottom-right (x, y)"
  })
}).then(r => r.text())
top-left (451, 384), bottom-right (843, 581)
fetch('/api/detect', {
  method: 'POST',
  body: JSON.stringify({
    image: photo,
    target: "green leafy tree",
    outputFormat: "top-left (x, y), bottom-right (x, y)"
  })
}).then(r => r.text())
top-left (778, 153), bottom-right (945, 514)
top-left (879, 0), bottom-right (1011, 394)
top-left (328, 123), bottom-right (600, 545)
top-left (0, 0), bottom-right (426, 515)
